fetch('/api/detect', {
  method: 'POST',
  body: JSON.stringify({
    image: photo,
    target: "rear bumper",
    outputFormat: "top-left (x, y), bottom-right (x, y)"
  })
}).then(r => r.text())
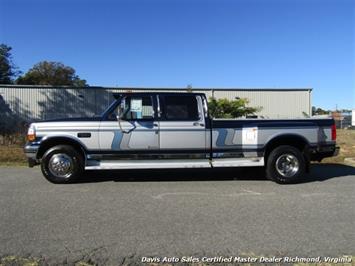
top-left (24, 143), bottom-right (40, 167)
top-left (309, 144), bottom-right (340, 161)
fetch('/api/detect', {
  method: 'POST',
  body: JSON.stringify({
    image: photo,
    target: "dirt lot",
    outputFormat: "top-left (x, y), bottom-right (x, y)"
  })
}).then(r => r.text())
top-left (0, 129), bottom-right (354, 166)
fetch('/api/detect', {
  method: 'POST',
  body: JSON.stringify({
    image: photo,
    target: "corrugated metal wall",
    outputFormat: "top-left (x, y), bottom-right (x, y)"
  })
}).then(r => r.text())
top-left (1, 86), bottom-right (115, 120)
top-left (212, 89), bottom-right (312, 118)
top-left (0, 86), bottom-right (311, 121)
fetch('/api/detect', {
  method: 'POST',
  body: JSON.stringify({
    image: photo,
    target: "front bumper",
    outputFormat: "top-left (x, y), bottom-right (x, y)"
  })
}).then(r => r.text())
top-left (24, 143), bottom-right (40, 167)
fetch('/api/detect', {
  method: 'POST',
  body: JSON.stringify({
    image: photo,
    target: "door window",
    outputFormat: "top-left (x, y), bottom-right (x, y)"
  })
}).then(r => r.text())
top-left (109, 96), bottom-right (154, 120)
top-left (163, 96), bottom-right (199, 120)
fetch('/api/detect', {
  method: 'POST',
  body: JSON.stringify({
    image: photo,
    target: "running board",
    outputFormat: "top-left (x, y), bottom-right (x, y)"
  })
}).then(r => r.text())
top-left (85, 159), bottom-right (211, 170)
top-left (211, 157), bottom-right (264, 167)
top-left (85, 157), bottom-right (264, 170)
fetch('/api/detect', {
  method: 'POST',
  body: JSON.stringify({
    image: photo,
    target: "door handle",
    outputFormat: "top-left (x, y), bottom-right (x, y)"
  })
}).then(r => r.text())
top-left (193, 122), bottom-right (204, 127)
top-left (153, 123), bottom-right (158, 127)
top-left (77, 132), bottom-right (91, 138)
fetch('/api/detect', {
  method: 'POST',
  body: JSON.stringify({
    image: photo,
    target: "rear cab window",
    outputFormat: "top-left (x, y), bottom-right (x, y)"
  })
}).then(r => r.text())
top-left (162, 95), bottom-right (199, 121)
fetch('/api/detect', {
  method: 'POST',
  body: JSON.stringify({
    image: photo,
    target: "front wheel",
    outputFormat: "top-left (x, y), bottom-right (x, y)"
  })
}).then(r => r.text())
top-left (41, 145), bottom-right (84, 184)
top-left (266, 145), bottom-right (306, 184)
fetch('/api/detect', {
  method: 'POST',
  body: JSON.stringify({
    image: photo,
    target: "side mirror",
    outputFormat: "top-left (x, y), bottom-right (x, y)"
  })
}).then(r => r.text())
top-left (116, 108), bottom-right (124, 120)
top-left (116, 97), bottom-right (126, 120)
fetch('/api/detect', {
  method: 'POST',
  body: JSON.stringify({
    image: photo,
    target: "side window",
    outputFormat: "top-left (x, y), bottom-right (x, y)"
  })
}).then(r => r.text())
top-left (111, 96), bottom-right (154, 120)
top-left (164, 96), bottom-right (199, 120)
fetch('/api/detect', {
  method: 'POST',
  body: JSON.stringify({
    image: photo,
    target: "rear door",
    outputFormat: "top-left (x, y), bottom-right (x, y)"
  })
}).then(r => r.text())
top-left (158, 94), bottom-right (207, 159)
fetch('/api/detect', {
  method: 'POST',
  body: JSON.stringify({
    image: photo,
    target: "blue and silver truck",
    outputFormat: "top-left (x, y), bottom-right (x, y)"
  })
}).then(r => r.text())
top-left (24, 92), bottom-right (339, 184)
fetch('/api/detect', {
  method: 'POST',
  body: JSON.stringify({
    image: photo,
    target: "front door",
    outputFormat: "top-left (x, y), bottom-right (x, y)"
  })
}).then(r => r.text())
top-left (99, 95), bottom-right (159, 155)
top-left (158, 94), bottom-right (207, 159)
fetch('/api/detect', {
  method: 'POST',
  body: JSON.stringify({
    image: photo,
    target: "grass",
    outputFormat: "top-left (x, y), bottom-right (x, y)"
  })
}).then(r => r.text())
top-left (0, 129), bottom-right (354, 166)
top-left (0, 256), bottom-right (96, 266)
top-left (0, 146), bottom-right (27, 166)
top-left (0, 256), bottom-right (41, 266)
top-left (322, 129), bottom-right (355, 165)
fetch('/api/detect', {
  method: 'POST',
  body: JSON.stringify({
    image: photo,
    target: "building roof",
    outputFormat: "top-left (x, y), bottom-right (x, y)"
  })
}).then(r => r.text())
top-left (0, 84), bottom-right (313, 91)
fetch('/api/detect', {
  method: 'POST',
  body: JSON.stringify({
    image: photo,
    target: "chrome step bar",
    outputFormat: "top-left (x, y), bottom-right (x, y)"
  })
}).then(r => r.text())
top-left (212, 157), bottom-right (264, 167)
top-left (85, 157), bottom-right (264, 170)
top-left (85, 159), bottom-right (211, 170)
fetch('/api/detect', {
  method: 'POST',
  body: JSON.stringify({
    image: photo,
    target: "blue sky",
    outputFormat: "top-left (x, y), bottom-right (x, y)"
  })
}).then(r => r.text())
top-left (0, 0), bottom-right (354, 109)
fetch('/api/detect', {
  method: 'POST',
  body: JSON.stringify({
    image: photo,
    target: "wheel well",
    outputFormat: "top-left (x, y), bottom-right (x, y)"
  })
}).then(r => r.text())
top-left (264, 135), bottom-right (309, 160)
top-left (37, 137), bottom-right (86, 160)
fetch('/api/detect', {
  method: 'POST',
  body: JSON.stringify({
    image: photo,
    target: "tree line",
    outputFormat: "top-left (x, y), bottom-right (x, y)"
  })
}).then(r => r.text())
top-left (0, 44), bottom-right (87, 86)
top-left (0, 43), bottom-right (89, 143)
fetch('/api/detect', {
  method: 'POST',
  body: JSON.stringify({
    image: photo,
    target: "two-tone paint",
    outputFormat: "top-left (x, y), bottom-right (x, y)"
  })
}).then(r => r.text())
top-left (24, 92), bottom-right (339, 170)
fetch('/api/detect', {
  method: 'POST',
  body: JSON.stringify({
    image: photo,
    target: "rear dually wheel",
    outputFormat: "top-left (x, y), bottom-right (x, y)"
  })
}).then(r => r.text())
top-left (266, 145), bottom-right (306, 184)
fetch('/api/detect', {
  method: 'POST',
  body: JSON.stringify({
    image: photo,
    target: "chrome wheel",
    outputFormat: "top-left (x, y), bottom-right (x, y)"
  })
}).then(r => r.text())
top-left (48, 153), bottom-right (73, 178)
top-left (275, 154), bottom-right (299, 178)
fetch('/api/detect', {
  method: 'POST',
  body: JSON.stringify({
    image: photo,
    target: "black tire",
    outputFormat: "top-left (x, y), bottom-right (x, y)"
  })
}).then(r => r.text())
top-left (41, 145), bottom-right (84, 184)
top-left (266, 145), bottom-right (306, 184)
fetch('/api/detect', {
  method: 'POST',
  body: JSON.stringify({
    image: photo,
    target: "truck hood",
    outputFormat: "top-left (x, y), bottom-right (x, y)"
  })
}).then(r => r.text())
top-left (40, 116), bottom-right (101, 123)
top-left (39, 116), bottom-right (102, 123)
top-left (30, 116), bottom-right (102, 131)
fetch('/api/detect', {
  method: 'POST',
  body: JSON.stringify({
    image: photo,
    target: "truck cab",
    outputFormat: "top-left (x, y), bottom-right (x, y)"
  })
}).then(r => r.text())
top-left (100, 93), bottom-right (209, 158)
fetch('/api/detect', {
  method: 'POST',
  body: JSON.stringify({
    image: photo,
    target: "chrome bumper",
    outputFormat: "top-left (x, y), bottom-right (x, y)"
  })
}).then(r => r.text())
top-left (24, 144), bottom-right (40, 167)
top-left (24, 144), bottom-right (39, 159)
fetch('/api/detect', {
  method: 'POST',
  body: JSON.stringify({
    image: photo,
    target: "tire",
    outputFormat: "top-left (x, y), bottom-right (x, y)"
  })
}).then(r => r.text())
top-left (266, 145), bottom-right (306, 184)
top-left (41, 145), bottom-right (84, 184)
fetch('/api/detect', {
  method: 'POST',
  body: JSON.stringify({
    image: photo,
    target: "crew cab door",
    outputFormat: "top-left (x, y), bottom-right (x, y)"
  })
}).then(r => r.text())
top-left (99, 95), bottom-right (159, 153)
top-left (158, 94), bottom-right (208, 158)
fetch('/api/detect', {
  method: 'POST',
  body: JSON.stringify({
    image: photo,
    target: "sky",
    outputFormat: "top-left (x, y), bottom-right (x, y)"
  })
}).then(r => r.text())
top-left (0, 0), bottom-right (354, 110)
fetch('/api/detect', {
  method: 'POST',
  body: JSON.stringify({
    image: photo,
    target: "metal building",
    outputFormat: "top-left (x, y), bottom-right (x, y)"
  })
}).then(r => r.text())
top-left (0, 85), bottom-right (312, 121)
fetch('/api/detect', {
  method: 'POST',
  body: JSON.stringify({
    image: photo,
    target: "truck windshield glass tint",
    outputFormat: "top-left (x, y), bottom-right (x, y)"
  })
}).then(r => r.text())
top-left (164, 96), bottom-right (198, 120)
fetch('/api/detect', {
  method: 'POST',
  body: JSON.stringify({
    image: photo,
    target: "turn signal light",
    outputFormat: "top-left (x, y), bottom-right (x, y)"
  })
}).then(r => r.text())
top-left (27, 125), bottom-right (36, 141)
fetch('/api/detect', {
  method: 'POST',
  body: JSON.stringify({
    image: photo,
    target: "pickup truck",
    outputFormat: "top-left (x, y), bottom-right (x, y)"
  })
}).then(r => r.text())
top-left (24, 92), bottom-right (339, 184)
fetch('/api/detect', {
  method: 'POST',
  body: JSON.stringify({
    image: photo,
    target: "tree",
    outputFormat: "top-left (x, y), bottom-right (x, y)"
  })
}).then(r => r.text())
top-left (208, 97), bottom-right (261, 118)
top-left (17, 61), bottom-right (88, 86)
top-left (0, 44), bottom-right (20, 84)
top-left (312, 106), bottom-right (330, 115)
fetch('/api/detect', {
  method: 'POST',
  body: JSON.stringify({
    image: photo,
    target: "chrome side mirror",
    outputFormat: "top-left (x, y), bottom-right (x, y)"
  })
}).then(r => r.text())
top-left (116, 97), bottom-right (126, 120)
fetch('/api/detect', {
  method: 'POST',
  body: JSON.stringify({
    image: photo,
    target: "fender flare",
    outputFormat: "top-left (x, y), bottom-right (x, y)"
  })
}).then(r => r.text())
top-left (263, 133), bottom-right (311, 157)
top-left (37, 135), bottom-right (88, 160)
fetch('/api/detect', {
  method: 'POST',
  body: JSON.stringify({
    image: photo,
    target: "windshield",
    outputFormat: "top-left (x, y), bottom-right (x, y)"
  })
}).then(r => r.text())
top-left (100, 97), bottom-right (121, 117)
